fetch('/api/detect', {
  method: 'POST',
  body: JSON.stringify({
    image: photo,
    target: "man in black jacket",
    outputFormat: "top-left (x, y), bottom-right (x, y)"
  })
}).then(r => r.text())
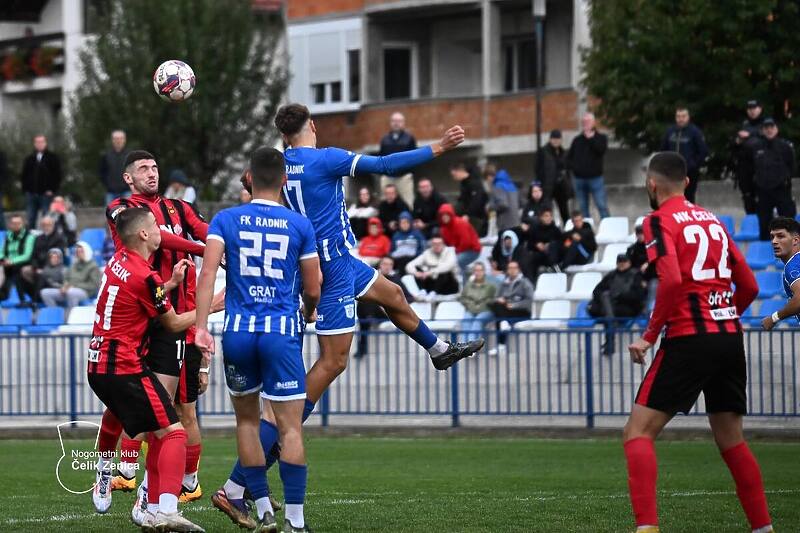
top-left (21, 135), bottom-right (62, 228)
top-left (378, 112), bottom-right (417, 206)
top-left (527, 208), bottom-right (561, 280)
top-left (538, 130), bottom-right (572, 223)
top-left (20, 215), bottom-right (67, 303)
top-left (377, 183), bottom-right (410, 237)
top-left (412, 178), bottom-right (446, 239)
top-left (748, 118), bottom-right (797, 240)
top-left (98, 129), bottom-right (130, 206)
top-left (450, 161), bottom-right (488, 236)
top-left (588, 254), bottom-right (646, 355)
top-left (560, 211), bottom-right (597, 270)
top-left (732, 99), bottom-right (765, 213)
top-left (567, 113), bottom-right (609, 219)
top-left (660, 106), bottom-right (708, 203)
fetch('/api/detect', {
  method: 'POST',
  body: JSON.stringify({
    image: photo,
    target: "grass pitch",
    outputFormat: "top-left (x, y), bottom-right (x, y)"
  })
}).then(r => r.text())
top-left (0, 435), bottom-right (797, 532)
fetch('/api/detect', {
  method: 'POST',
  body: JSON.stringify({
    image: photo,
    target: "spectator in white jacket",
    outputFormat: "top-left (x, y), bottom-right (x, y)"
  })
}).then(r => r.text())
top-left (405, 236), bottom-right (459, 298)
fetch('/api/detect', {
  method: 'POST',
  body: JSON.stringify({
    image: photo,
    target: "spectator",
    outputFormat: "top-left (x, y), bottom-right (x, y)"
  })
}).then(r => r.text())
top-left (347, 187), bottom-right (379, 240)
top-left (0, 149), bottom-right (7, 231)
top-left (358, 217), bottom-right (392, 266)
top-left (491, 229), bottom-right (530, 280)
top-left (101, 228), bottom-right (116, 262)
top-left (748, 118), bottom-right (797, 240)
top-left (378, 112), bottom-right (417, 206)
top-left (41, 241), bottom-right (101, 310)
top-left (732, 99), bottom-right (765, 214)
top-left (520, 182), bottom-right (548, 230)
top-left (627, 224), bottom-right (657, 305)
top-left (488, 261), bottom-right (534, 356)
top-left (405, 236), bottom-right (459, 299)
top-left (20, 134), bottom-right (62, 228)
top-left (20, 216), bottom-right (68, 302)
top-left (390, 211), bottom-right (425, 273)
top-left (98, 129), bottom-right (130, 206)
top-left (567, 113), bottom-right (609, 219)
top-left (660, 106), bottom-right (709, 203)
top-left (538, 129), bottom-right (573, 223)
top-left (378, 184), bottom-right (410, 237)
top-left (47, 195), bottom-right (78, 246)
top-left (355, 256), bottom-right (410, 358)
top-left (412, 177), bottom-right (446, 239)
top-left (527, 208), bottom-right (562, 279)
top-left (164, 169), bottom-right (197, 203)
top-left (0, 215), bottom-right (35, 301)
top-left (560, 211), bottom-right (597, 270)
top-left (450, 161), bottom-right (489, 236)
top-left (438, 203), bottom-right (481, 278)
top-left (36, 248), bottom-right (66, 304)
top-left (459, 262), bottom-right (496, 342)
top-left (587, 254), bottom-right (646, 355)
top-left (485, 165), bottom-right (521, 232)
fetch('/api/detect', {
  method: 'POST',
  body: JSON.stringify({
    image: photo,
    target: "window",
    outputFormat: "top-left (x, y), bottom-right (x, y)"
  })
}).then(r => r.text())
top-left (503, 35), bottom-right (545, 92)
top-left (330, 81), bottom-right (341, 103)
top-left (383, 45), bottom-right (416, 100)
top-left (348, 49), bottom-right (360, 103)
top-left (311, 83), bottom-right (325, 104)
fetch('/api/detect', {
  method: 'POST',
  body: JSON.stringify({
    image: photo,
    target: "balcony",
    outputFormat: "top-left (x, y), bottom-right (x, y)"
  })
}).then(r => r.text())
top-left (1, 32), bottom-right (65, 94)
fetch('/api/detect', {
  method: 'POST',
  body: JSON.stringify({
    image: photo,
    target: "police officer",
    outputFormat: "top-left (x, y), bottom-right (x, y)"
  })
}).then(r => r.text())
top-left (750, 118), bottom-right (797, 240)
top-left (732, 99), bottom-right (765, 213)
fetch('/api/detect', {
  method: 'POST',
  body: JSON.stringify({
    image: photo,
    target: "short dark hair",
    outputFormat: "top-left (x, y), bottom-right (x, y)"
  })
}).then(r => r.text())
top-left (648, 152), bottom-right (687, 183)
top-left (384, 184), bottom-right (397, 191)
top-left (539, 208), bottom-right (553, 216)
top-left (274, 103), bottom-right (310, 137)
top-left (768, 216), bottom-right (800, 235)
top-left (115, 207), bottom-right (153, 246)
top-left (675, 105), bottom-right (689, 113)
top-left (571, 210), bottom-right (583, 218)
top-left (449, 161), bottom-right (467, 171)
top-left (124, 150), bottom-right (156, 170)
top-left (249, 147), bottom-right (285, 190)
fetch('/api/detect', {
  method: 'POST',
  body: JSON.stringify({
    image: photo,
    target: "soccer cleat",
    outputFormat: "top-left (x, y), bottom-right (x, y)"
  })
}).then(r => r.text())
top-left (430, 338), bottom-right (485, 370)
top-left (254, 511), bottom-right (278, 533)
top-left (139, 510), bottom-right (158, 533)
top-left (211, 488), bottom-right (256, 529)
top-left (178, 482), bottom-right (202, 503)
top-left (131, 483), bottom-right (148, 526)
top-left (244, 487), bottom-right (282, 512)
top-left (151, 510), bottom-right (205, 532)
top-left (111, 471), bottom-right (137, 492)
top-left (282, 519), bottom-right (313, 532)
top-left (92, 468), bottom-right (113, 514)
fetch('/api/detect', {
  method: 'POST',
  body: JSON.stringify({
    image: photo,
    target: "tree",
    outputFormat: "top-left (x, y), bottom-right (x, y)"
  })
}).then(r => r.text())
top-left (581, 0), bottom-right (800, 178)
top-left (70, 0), bottom-right (287, 203)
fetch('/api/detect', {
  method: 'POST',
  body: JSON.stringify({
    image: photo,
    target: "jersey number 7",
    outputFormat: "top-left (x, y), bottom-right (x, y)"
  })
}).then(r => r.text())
top-left (683, 223), bottom-right (732, 281)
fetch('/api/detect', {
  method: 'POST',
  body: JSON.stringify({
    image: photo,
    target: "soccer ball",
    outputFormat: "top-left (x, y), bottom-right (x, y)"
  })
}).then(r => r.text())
top-left (153, 60), bottom-right (195, 102)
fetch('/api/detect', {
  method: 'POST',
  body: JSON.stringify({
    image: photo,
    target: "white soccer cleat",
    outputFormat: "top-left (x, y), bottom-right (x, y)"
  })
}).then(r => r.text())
top-left (131, 482), bottom-right (148, 526)
top-left (139, 510), bottom-right (159, 533)
top-left (152, 510), bottom-right (205, 532)
top-left (92, 468), bottom-right (113, 513)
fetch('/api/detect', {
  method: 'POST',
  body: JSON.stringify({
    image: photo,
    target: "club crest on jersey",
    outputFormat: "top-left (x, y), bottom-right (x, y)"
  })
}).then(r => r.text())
top-left (173, 224), bottom-right (182, 236)
top-left (345, 303), bottom-right (355, 319)
top-left (168, 208), bottom-right (175, 214)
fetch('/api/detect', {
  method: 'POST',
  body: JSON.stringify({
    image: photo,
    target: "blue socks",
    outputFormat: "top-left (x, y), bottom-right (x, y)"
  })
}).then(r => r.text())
top-left (279, 460), bottom-right (307, 504)
top-left (302, 399), bottom-right (315, 423)
top-left (409, 320), bottom-right (437, 350)
top-left (242, 465), bottom-right (269, 501)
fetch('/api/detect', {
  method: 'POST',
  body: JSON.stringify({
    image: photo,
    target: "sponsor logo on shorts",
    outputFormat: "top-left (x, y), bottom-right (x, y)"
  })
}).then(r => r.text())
top-left (275, 380), bottom-right (299, 390)
top-left (345, 303), bottom-right (355, 319)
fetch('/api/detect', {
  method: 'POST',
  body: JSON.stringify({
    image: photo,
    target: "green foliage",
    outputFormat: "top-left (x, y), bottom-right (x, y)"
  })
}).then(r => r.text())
top-left (581, 0), bottom-right (800, 177)
top-left (70, 0), bottom-right (287, 204)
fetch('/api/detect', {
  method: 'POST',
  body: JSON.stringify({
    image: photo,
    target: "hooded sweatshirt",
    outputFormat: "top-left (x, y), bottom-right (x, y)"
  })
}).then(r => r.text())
top-left (438, 204), bottom-right (481, 254)
top-left (359, 218), bottom-right (392, 259)
top-left (65, 241), bottom-right (102, 295)
top-left (40, 248), bottom-right (66, 288)
top-left (489, 169), bottom-right (521, 231)
top-left (391, 211), bottom-right (425, 259)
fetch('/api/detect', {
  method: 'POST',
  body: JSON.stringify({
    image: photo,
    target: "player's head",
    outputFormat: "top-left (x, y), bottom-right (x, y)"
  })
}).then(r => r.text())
top-left (645, 152), bottom-right (688, 210)
top-left (275, 103), bottom-right (315, 146)
top-left (116, 207), bottom-right (161, 253)
top-left (769, 217), bottom-right (800, 262)
top-left (247, 146), bottom-right (286, 195)
top-left (123, 150), bottom-right (159, 195)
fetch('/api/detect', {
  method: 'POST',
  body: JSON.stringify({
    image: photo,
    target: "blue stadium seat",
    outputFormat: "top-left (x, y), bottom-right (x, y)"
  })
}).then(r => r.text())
top-left (0, 307), bottom-right (34, 334)
top-left (0, 232), bottom-right (5, 248)
top-left (746, 241), bottom-right (777, 270)
top-left (717, 214), bottom-right (735, 235)
top-left (25, 306), bottom-right (65, 333)
top-left (755, 300), bottom-right (786, 327)
top-left (1, 286), bottom-right (24, 308)
top-left (734, 214), bottom-right (760, 242)
top-left (567, 301), bottom-right (596, 328)
top-left (78, 228), bottom-right (106, 252)
top-left (755, 271), bottom-right (782, 299)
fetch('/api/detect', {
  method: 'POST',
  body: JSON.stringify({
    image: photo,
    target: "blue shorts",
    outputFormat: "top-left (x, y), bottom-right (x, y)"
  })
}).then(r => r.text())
top-left (315, 254), bottom-right (379, 335)
top-left (221, 331), bottom-right (306, 401)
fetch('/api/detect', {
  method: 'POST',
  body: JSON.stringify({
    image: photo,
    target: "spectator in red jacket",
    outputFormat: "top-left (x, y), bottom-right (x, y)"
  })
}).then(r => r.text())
top-left (438, 203), bottom-right (481, 279)
top-left (358, 217), bottom-right (391, 266)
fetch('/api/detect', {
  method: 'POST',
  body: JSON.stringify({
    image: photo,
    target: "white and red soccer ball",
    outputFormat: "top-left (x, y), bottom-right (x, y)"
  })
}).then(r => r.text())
top-left (153, 60), bottom-right (196, 102)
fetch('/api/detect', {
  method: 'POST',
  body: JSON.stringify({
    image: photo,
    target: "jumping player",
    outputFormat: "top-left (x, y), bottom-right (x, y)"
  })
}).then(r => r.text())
top-left (88, 207), bottom-right (223, 532)
top-left (196, 147), bottom-right (320, 532)
top-left (762, 216), bottom-right (800, 329)
top-left (623, 152), bottom-right (772, 533)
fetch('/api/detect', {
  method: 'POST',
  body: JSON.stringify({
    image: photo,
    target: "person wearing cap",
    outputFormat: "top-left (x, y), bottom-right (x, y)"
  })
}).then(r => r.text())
top-left (660, 105), bottom-right (708, 203)
top-left (747, 118), bottom-right (797, 240)
top-left (732, 99), bottom-right (765, 213)
top-left (587, 253), bottom-right (646, 356)
top-left (164, 169), bottom-right (197, 203)
top-left (538, 129), bottom-right (573, 223)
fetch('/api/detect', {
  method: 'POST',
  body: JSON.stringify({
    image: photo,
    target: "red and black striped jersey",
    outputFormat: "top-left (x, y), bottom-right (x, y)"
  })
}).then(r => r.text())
top-left (642, 196), bottom-right (758, 344)
top-left (88, 249), bottom-right (172, 375)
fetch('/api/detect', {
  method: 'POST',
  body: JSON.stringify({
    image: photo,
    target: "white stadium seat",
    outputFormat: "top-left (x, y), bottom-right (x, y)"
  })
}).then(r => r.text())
top-left (595, 217), bottom-right (630, 244)
top-left (401, 275), bottom-right (422, 298)
top-left (533, 273), bottom-right (567, 301)
top-left (564, 272), bottom-right (602, 301)
top-left (514, 300), bottom-right (571, 330)
top-left (410, 302), bottom-right (433, 320)
top-left (428, 301), bottom-right (466, 331)
top-left (575, 243), bottom-right (630, 273)
top-left (57, 305), bottom-right (96, 334)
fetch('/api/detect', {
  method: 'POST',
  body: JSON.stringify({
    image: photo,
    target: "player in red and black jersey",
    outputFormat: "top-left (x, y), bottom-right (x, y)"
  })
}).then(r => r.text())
top-left (623, 153), bottom-right (772, 533)
top-left (88, 207), bottom-right (222, 531)
top-left (104, 151), bottom-right (209, 503)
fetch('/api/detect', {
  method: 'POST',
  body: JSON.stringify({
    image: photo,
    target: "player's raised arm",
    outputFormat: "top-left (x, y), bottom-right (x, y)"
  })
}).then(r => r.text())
top-left (194, 236), bottom-right (225, 353)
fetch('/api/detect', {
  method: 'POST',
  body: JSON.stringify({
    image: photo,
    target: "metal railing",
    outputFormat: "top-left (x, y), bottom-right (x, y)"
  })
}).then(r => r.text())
top-left (0, 328), bottom-right (797, 427)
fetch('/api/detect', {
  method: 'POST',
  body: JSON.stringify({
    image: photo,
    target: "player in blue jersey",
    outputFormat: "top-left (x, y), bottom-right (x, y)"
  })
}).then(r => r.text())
top-left (195, 147), bottom-right (320, 533)
top-left (762, 216), bottom-right (800, 330)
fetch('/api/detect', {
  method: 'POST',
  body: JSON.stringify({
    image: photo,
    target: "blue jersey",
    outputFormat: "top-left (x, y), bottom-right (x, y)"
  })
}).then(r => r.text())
top-left (782, 252), bottom-right (800, 323)
top-left (207, 199), bottom-right (318, 334)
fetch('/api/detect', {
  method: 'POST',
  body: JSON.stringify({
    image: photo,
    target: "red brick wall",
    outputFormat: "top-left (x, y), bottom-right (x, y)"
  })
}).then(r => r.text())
top-left (287, 0), bottom-right (364, 19)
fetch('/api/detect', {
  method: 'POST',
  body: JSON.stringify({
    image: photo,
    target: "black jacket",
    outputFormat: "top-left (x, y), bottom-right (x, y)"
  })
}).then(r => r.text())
top-left (521, 197), bottom-right (550, 227)
top-left (660, 123), bottom-right (708, 173)
top-left (567, 132), bottom-right (607, 178)
top-left (751, 136), bottom-right (796, 190)
top-left (528, 221), bottom-right (562, 250)
top-left (539, 144), bottom-right (573, 201)
top-left (99, 148), bottom-right (130, 194)
top-left (412, 190), bottom-right (447, 238)
top-left (379, 130), bottom-right (417, 177)
top-left (565, 223), bottom-right (597, 256)
top-left (456, 167), bottom-right (488, 220)
top-left (590, 268), bottom-right (646, 317)
top-left (31, 231), bottom-right (68, 269)
top-left (21, 150), bottom-right (62, 194)
top-left (378, 197), bottom-right (411, 234)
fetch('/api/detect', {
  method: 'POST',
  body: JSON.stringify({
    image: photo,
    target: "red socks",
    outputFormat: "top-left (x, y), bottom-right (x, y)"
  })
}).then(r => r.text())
top-left (624, 437), bottom-right (658, 526)
top-left (185, 443), bottom-right (202, 475)
top-left (157, 430), bottom-right (188, 499)
top-left (722, 442), bottom-right (771, 529)
top-left (121, 437), bottom-right (141, 465)
top-left (98, 409), bottom-right (123, 454)
top-left (146, 433), bottom-right (162, 504)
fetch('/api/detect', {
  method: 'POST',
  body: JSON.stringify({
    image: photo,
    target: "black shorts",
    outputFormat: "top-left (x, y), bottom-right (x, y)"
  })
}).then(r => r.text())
top-left (176, 344), bottom-right (202, 404)
top-left (635, 332), bottom-right (747, 415)
top-left (88, 370), bottom-right (180, 436)
top-left (147, 327), bottom-right (186, 377)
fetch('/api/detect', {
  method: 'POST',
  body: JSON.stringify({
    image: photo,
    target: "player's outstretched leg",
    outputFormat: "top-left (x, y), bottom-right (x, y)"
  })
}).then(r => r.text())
top-left (710, 412), bottom-right (773, 533)
top-left (360, 275), bottom-right (484, 369)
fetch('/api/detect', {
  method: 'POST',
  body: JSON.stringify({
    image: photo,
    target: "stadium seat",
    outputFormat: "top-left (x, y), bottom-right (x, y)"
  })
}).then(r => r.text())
top-left (717, 214), bottom-right (735, 235)
top-left (79, 228), bottom-right (106, 252)
top-left (1, 286), bottom-right (22, 308)
top-left (567, 301), bottom-right (596, 328)
top-left (746, 241), bottom-right (777, 270)
top-left (755, 299), bottom-right (786, 327)
top-left (595, 217), bottom-right (630, 244)
top-left (401, 275), bottom-right (422, 298)
top-left (563, 217), bottom-right (595, 232)
top-left (410, 302), bottom-right (432, 320)
top-left (429, 301), bottom-right (466, 330)
top-left (628, 216), bottom-right (646, 241)
top-left (564, 272), bottom-right (602, 301)
top-left (25, 306), bottom-right (65, 333)
top-left (58, 305), bottom-right (96, 333)
top-left (515, 300), bottom-right (570, 330)
top-left (0, 307), bottom-right (34, 334)
top-left (755, 271), bottom-right (782, 299)
top-left (574, 243), bottom-right (629, 273)
top-left (533, 273), bottom-right (567, 301)
top-left (734, 214), bottom-right (760, 242)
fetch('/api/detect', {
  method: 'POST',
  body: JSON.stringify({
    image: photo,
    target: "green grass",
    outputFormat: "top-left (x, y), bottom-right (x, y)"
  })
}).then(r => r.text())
top-left (0, 435), bottom-right (797, 532)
